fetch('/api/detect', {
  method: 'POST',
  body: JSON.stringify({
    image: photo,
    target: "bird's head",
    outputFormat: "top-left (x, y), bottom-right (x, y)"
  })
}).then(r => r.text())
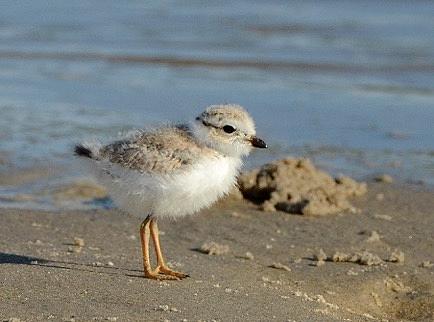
top-left (191, 104), bottom-right (267, 157)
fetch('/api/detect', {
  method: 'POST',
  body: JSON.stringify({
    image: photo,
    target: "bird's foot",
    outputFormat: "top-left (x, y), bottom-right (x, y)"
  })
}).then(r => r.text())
top-left (157, 265), bottom-right (189, 279)
top-left (143, 268), bottom-right (180, 281)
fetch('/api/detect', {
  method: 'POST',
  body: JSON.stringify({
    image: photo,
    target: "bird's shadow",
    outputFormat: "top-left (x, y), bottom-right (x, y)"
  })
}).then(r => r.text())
top-left (0, 252), bottom-right (144, 279)
top-left (0, 252), bottom-right (45, 265)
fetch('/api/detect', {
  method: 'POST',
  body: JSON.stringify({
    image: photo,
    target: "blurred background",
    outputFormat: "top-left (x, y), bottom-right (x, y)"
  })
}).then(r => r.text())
top-left (0, 0), bottom-right (434, 210)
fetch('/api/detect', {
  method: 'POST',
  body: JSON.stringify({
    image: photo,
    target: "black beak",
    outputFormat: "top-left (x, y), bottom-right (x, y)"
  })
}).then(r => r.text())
top-left (250, 136), bottom-right (267, 149)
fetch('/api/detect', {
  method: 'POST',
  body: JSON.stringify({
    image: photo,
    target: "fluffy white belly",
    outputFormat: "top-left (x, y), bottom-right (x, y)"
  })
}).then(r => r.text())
top-left (154, 156), bottom-right (241, 218)
top-left (85, 155), bottom-right (241, 219)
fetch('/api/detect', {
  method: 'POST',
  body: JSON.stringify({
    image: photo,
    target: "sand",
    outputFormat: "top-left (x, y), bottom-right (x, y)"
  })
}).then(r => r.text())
top-left (1, 181), bottom-right (433, 321)
top-left (238, 158), bottom-right (367, 216)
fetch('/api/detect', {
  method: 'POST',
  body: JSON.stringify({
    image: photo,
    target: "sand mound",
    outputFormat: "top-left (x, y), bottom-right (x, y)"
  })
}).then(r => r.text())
top-left (238, 158), bottom-right (367, 216)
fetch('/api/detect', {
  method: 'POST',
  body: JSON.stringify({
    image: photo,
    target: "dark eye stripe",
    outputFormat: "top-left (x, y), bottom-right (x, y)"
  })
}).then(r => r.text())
top-left (200, 119), bottom-right (237, 134)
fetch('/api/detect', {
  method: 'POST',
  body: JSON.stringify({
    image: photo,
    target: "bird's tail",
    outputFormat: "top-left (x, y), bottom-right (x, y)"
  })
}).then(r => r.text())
top-left (74, 141), bottom-right (102, 160)
top-left (74, 144), bottom-right (92, 158)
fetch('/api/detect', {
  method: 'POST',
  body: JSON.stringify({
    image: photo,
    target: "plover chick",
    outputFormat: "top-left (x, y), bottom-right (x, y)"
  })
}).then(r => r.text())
top-left (74, 104), bottom-right (267, 280)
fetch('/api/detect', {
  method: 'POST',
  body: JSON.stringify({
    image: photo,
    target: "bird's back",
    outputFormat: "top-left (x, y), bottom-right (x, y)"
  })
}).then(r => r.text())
top-left (99, 125), bottom-right (212, 175)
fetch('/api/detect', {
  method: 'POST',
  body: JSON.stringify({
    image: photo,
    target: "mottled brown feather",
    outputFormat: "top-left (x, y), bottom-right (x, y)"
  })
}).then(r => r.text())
top-left (99, 125), bottom-right (217, 174)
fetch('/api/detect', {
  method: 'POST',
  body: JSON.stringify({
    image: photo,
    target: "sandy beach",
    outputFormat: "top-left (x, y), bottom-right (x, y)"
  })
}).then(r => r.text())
top-left (1, 2), bottom-right (434, 321)
top-left (1, 181), bottom-right (433, 321)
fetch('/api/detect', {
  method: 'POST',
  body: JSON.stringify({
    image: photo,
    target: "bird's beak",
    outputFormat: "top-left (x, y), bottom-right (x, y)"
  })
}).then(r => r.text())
top-left (249, 136), bottom-right (267, 149)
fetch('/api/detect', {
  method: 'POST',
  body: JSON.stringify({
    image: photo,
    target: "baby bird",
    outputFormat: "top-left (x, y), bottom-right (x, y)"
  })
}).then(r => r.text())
top-left (74, 104), bottom-right (267, 280)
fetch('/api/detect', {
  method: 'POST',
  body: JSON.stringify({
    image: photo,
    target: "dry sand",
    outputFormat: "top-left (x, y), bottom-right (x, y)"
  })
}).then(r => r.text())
top-left (238, 158), bottom-right (367, 216)
top-left (1, 181), bottom-right (433, 321)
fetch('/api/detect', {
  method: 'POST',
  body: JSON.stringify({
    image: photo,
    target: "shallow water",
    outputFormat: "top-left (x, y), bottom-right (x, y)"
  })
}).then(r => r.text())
top-left (1, 0), bottom-right (434, 209)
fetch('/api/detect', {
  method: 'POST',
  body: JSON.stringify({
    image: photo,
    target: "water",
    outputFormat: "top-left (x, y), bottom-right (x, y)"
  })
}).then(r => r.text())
top-left (1, 0), bottom-right (434, 208)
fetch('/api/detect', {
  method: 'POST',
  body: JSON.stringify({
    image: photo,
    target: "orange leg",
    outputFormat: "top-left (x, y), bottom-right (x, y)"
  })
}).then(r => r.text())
top-left (150, 218), bottom-right (189, 279)
top-left (139, 216), bottom-right (158, 279)
top-left (139, 216), bottom-right (188, 280)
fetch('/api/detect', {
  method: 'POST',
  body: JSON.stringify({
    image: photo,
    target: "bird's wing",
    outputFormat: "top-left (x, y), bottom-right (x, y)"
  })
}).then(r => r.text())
top-left (99, 125), bottom-right (209, 175)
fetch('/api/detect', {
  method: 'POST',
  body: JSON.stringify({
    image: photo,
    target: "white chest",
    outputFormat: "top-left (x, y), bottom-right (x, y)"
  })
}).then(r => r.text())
top-left (153, 155), bottom-right (241, 218)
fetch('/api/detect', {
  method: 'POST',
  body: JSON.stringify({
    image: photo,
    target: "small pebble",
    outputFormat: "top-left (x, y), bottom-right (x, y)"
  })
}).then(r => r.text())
top-left (73, 237), bottom-right (85, 247)
top-left (371, 292), bottom-right (382, 307)
top-left (156, 305), bottom-right (169, 312)
top-left (366, 231), bottom-right (381, 243)
top-left (261, 276), bottom-right (270, 282)
top-left (362, 313), bottom-right (375, 320)
top-left (375, 193), bottom-right (384, 201)
top-left (388, 250), bottom-right (404, 263)
top-left (384, 277), bottom-right (411, 293)
top-left (269, 262), bottom-right (291, 272)
top-left (240, 252), bottom-right (254, 260)
top-left (374, 174), bottom-right (393, 183)
top-left (68, 246), bottom-right (82, 253)
top-left (419, 261), bottom-right (434, 268)
top-left (198, 242), bottom-right (229, 255)
top-left (262, 201), bottom-right (276, 212)
top-left (315, 249), bottom-right (327, 261)
top-left (373, 214), bottom-right (392, 221)
top-left (346, 269), bottom-right (358, 276)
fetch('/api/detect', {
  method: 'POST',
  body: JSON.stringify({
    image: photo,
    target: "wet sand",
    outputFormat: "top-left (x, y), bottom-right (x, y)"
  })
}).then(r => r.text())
top-left (1, 183), bottom-right (433, 321)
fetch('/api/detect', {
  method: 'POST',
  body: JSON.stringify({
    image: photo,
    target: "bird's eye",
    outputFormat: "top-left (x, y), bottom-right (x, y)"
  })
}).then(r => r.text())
top-left (223, 125), bottom-right (236, 133)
